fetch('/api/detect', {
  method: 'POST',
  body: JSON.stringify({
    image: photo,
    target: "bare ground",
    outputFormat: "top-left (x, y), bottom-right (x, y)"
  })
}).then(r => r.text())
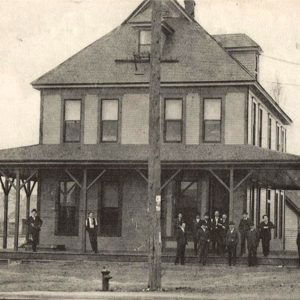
top-left (0, 261), bottom-right (299, 299)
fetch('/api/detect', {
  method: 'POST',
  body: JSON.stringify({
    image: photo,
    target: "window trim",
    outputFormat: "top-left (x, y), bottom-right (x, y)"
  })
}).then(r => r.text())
top-left (203, 98), bottom-right (222, 143)
top-left (251, 98), bottom-right (257, 146)
top-left (100, 98), bottom-right (120, 143)
top-left (98, 180), bottom-right (122, 237)
top-left (163, 98), bottom-right (183, 143)
top-left (274, 191), bottom-right (279, 239)
top-left (276, 122), bottom-right (280, 151)
top-left (268, 114), bottom-right (272, 150)
top-left (138, 29), bottom-right (151, 55)
top-left (258, 105), bottom-right (263, 147)
top-left (63, 99), bottom-right (82, 143)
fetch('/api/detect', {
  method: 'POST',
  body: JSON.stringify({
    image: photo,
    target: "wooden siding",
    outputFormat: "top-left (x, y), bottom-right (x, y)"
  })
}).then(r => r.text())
top-left (84, 94), bottom-right (98, 144)
top-left (185, 93), bottom-right (200, 145)
top-left (285, 205), bottom-right (298, 251)
top-left (121, 94), bottom-right (149, 144)
top-left (225, 92), bottom-right (245, 144)
top-left (42, 94), bottom-right (61, 144)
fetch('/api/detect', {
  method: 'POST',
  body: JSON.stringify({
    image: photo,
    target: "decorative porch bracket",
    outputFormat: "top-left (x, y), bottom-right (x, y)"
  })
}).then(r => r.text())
top-left (19, 171), bottom-right (38, 190)
top-left (0, 169), bottom-right (16, 190)
top-left (159, 169), bottom-right (182, 192)
top-left (135, 169), bottom-right (149, 183)
top-left (65, 169), bottom-right (82, 189)
top-left (87, 170), bottom-right (106, 191)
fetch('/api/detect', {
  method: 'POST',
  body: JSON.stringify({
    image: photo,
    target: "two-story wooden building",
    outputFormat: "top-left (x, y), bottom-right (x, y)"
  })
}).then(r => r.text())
top-left (1, 0), bottom-right (300, 253)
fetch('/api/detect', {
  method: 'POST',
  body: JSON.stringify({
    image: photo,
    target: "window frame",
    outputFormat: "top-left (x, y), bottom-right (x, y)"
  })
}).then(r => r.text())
top-left (266, 189), bottom-right (271, 220)
top-left (274, 191), bottom-right (279, 239)
top-left (281, 127), bottom-right (286, 152)
top-left (276, 122), bottom-right (280, 151)
top-left (98, 180), bottom-right (122, 237)
top-left (63, 99), bottom-right (82, 143)
top-left (258, 106), bottom-right (263, 147)
top-left (164, 98), bottom-right (183, 143)
top-left (138, 29), bottom-right (152, 55)
top-left (100, 99), bottom-right (120, 143)
top-left (203, 98), bottom-right (222, 143)
top-left (252, 98), bottom-right (257, 146)
top-left (268, 114), bottom-right (272, 150)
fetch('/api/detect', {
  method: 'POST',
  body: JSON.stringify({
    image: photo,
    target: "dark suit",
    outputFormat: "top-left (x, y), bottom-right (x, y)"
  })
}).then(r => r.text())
top-left (86, 217), bottom-right (98, 253)
top-left (259, 221), bottom-right (274, 257)
top-left (26, 216), bottom-right (43, 252)
top-left (297, 233), bottom-right (300, 266)
top-left (239, 218), bottom-right (251, 255)
top-left (247, 229), bottom-right (259, 266)
top-left (198, 227), bottom-right (210, 265)
top-left (226, 229), bottom-right (239, 266)
top-left (211, 217), bottom-right (223, 254)
top-left (220, 218), bottom-right (229, 254)
top-left (175, 227), bottom-right (187, 265)
top-left (193, 219), bottom-right (201, 255)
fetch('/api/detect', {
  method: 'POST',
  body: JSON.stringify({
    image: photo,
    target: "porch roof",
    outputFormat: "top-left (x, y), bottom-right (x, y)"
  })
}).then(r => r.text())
top-left (0, 144), bottom-right (299, 168)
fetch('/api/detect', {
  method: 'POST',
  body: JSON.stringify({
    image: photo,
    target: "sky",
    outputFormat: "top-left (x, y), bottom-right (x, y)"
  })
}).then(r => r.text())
top-left (0, 0), bottom-right (300, 153)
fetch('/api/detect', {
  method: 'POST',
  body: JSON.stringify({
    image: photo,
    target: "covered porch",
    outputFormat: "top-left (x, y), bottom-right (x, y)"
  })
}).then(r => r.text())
top-left (1, 144), bottom-right (300, 254)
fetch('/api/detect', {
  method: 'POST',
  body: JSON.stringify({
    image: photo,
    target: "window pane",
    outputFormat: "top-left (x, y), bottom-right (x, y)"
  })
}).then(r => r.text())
top-left (103, 182), bottom-right (119, 208)
top-left (102, 100), bottom-right (118, 121)
top-left (204, 120), bottom-right (221, 142)
top-left (65, 121), bottom-right (80, 142)
top-left (140, 30), bottom-right (151, 45)
top-left (165, 99), bottom-right (182, 120)
top-left (204, 99), bottom-right (221, 120)
top-left (102, 121), bottom-right (118, 142)
top-left (140, 44), bottom-right (151, 54)
top-left (65, 100), bottom-right (81, 121)
top-left (165, 121), bottom-right (181, 142)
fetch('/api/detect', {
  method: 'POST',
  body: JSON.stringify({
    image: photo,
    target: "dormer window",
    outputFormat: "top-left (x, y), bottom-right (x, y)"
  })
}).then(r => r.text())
top-left (139, 30), bottom-right (151, 55)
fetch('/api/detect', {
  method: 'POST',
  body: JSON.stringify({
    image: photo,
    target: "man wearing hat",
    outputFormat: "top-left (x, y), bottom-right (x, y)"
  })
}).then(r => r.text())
top-left (193, 213), bottom-right (202, 256)
top-left (247, 222), bottom-right (259, 266)
top-left (259, 215), bottom-right (275, 257)
top-left (239, 211), bottom-right (251, 256)
top-left (226, 221), bottom-right (239, 266)
top-left (198, 220), bottom-right (210, 265)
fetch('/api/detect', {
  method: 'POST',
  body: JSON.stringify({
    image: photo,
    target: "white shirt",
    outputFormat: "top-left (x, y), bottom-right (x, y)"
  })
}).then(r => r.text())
top-left (86, 217), bottom-right (97, 229)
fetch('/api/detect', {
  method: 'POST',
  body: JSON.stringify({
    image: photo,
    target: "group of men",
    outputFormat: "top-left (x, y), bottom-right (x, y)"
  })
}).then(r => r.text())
top-left (174, 210), bottom-right (275, 267)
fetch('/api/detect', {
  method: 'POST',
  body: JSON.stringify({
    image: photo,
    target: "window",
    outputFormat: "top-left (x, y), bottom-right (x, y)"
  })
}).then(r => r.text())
top-left (281, 127), bottom-right (286, 152)
top-left (252, 100), bottom-right (257, 145)
top-left (258, 107), bottom-right (263, 147)
top-left (203, 98), bottom-right (221, 142)
top-left (274, 191), bottom-right (279, 238)
top-left (101, 99), bottom-right (119, 142)
top-left (164, 99), bottom-right (183, 142)
top-left (64, 100), bottom-right (81, 142)
top-left (266, 189), bottom-right (271, 220)
top-left (276, 123), bottom-right (280, 151)
top-left (268, 114), bottom-right (272, 149)
top-left (57, 181), bottom-right (80, 236)
top-left (139, 30), bottom-right (151, 55)
top-left (99, 182), bottom-right (122, 237)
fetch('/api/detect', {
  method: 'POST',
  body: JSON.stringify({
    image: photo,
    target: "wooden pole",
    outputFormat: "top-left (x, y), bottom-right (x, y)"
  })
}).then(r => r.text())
top-left (25, 181), bottom-right (31, 242)
top-left (229, 169), bottom-right (234, 221)
top-left (148, 0), bottom-right (162, 290)
top-left (14, 169), bottom-right (20, 251)
top-left (3, 178), bottom-right (9, 249)
top-left (81, 168), bottom-right (88, 253)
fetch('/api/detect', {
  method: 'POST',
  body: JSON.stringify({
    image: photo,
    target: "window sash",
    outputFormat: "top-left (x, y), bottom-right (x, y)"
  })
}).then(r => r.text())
top-left (64, 121), bottom-right (81, 142)
top-left (258, 108), bottom-right (263, 147)
top-left (252, 101), bottom-right (257, 146)
top-left (139, 30), bottom-right (151, 53)
top-left (102, 100), bottom-right (119, 121)
top-left (204, 99), bottom-right (221, 120)
top-left (165, 99), bottom-right (182, 120)
top-left (64, 100), bottom-right (81, 121)
top-left (165, 120), bottom-right (182, 142)
top-left (101, 120), bottom-right (118, 142)
top-left (276, 124), bottom-right (280, 151)
top-left (268, 116), bottom-right (272, 149)
top-left (204, 120), bottom-right (221, 142)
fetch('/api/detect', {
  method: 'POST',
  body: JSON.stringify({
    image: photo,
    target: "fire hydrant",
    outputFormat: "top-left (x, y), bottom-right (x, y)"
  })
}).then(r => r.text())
top-left (101, 266), bottom-right (112, 291)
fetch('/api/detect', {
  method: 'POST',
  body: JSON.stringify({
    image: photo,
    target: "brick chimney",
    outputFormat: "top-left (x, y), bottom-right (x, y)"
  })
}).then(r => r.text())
top-left (184, 0), bottom-right (196, 18)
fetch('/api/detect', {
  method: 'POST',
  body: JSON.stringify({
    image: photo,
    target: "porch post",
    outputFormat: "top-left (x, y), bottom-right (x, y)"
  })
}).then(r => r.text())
top-left (3, 177), bottom-right (9, 249)
top-left (14, 169), bottom-right (20, 251)
top-left (25, 181), bottom-right (31, 242)
top-left (81, 168), bottom-right (87, 253)
top-left (229, 168), bottom-right (234, 221)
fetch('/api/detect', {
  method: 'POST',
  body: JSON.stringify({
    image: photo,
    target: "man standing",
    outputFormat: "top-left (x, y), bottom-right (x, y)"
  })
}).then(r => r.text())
top-left (193, 213), bottom-right (201, 256)
top-left (220, 213), bottom-right (229, 255)
top-left (239, 211), bottom-right (251, 256)
top-left (174, 212), bottom-right (184, 232)
top-left (86, 212), bottom-right (98, 253)
top-left (198, 221), bottom-right (210, 266)
top-left (259, 215), bottom-right (274, 257)
top-left (247, 222), bottom-right (259, 266)
top-left (226, 221), bottom-right (239, 266)
top-left (175, 222), bottom-right (188, 265)
top-left (211, 210), bottom-right (222, 254)
top-left (26, 209), bottom-right (43, 252)
top-left (202, 212), bottom-right (211, 231)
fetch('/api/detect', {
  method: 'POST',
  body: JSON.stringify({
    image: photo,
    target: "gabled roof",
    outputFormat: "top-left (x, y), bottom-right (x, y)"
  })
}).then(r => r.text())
top-left (31, 0), bottom-right (255, 87)
top-left (213, 33), bottom-right (262, 52)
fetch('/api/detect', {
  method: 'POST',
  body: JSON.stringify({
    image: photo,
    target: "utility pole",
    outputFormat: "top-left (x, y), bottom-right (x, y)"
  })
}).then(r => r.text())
top-left (148, 0), bottom-right (162, 291)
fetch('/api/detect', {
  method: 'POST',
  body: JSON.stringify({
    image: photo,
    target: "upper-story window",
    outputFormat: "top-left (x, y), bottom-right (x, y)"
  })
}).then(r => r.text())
top-left (203, 98), bottom-right (221, 143)
top-left (252, 100), bottom-right (257, 146)
top-left (268, 114), bottom-right (272, 149)
top-left (64, 100), bottom-right (81, 143)
top-left (164, 99), bottom-right (183, 143)
top-left (281, 127), bottom-right (286, 152)
top-left (139, 30), bottom-right (151, 55)
top-left (258, 106), bottom-right (263, 147)
top-left (101, 99), bottom-right (119, 143)
top-left (276, 122), bottom-right (280, 151)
